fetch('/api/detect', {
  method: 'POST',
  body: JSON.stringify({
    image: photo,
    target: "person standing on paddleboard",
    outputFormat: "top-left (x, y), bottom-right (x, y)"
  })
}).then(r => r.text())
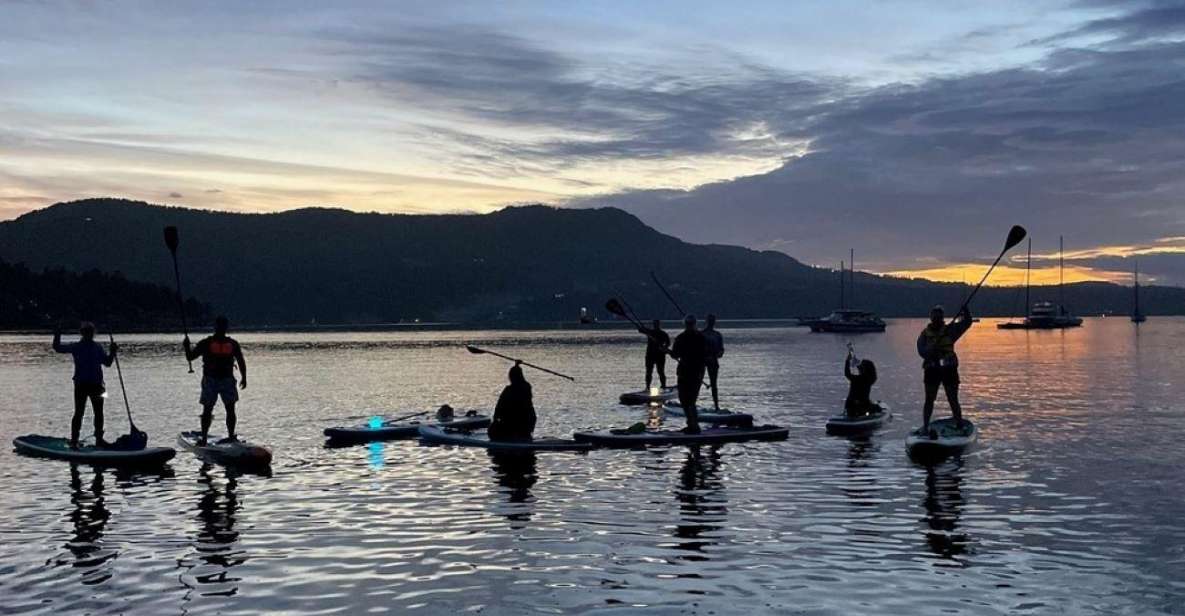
top-left (670, 314), bottom-right (708, 434)
top-left (702, 314), bottom-right (724, 411)
top-left (53, 322), bottom-right (118, 449)
top-left (183, 316), bottom-right (247, 446)
top-left (917, 305), bottom-right (972, 434)
top-left (488, 362), bottom-right (536, 441)
top-left (638, 319), bottom-right (670, 391)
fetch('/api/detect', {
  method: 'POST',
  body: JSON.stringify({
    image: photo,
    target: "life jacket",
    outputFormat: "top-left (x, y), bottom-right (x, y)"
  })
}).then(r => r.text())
top-left (921, 324), bottom-right (958, 364)
top-left (209, 340), bottom-right (235, 358)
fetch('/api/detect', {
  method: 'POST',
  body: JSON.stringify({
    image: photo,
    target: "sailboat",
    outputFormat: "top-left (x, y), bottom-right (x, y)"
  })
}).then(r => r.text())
top-left (805, 249), bottom-right (886, 333)
top-left (998, 236), bottom-right (1082, 329)
top-left (1132, 261), bottom-right (1147, 323)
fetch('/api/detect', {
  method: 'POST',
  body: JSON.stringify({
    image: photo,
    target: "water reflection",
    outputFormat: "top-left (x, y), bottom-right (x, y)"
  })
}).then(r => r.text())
top-left (488, 451), bottom-right (538, 528)
top-left (920, 459), bottom-right (970, 563)
top-left (62, 464), bottom-right (115, 583)
top-left (180, 464), bottom-right (245, 600)
top-left (841, 437), bottom-right (882, 509)
top-left (670, 446), bottom-right (727, 557)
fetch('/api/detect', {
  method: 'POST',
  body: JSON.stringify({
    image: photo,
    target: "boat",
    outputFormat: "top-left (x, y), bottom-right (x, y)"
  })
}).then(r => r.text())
top-left (825, 403), bottom-right (891, 435)
top-left (997, 236), bottom-right (1083, 330)
top-left (906, 418), bottom-right (977, 461)
top-left (663, 401), bottom-right (754, 427)
top-left (1132, 261), bottom-right (1147, 323)
top-left (178, 432), bottom-right (273, 469)
top-left (13, 434), bottom-right (175, 468)
top-left (619, 386), bottom-right (678, 405)
top-left (805, 251), bottom-right (887, 333)
top-left (418, 426), bottom-right (594, 452)
top-left (324, 413), bottom-right (491, 445)
top-left (573, 425), bottom-right (789, 447)
top-left (805, 310), bottom-right (887, 333)
top-left (579, 307), bottom-right (596, 325)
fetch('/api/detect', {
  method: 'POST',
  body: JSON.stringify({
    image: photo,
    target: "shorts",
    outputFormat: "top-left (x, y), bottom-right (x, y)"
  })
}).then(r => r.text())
top-left (923, 366), bottom-right (960, 389)
top-left (200, 376), bottom-right (239, 406)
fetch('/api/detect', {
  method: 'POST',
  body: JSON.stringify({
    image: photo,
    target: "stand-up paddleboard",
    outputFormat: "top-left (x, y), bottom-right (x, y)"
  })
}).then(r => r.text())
top-left (324, 414), bottom-right (491, 445)
top-left (826, 403), bottom-right (891, 435)
top-left (178, 431), bottom-right (273, 468)
top-left (418, 426), bottom-right (594, 452)
top-left (906, 418), bottom-right (977, 461)
top-left (619, 387), bottom-right (678, 405)
top-left (663, 401), bottom-right (754, 427)
top-left (573, 424), bottom-right (788, 448)
top-left (13, 435), bottom-right (175, 467)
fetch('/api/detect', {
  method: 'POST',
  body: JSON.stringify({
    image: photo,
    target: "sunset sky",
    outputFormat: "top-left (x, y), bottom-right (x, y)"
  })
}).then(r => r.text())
top-left (2, 1), bottom-right (1183, 284)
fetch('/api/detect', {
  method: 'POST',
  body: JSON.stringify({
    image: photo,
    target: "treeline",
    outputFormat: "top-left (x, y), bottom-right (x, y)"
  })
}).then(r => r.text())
top-left (0, 259), bottom-right (211, 331)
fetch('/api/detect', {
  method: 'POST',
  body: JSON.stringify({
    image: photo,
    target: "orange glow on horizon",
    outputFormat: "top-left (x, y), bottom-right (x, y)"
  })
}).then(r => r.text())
top-left (882, 263), bottom-right (1131, 286)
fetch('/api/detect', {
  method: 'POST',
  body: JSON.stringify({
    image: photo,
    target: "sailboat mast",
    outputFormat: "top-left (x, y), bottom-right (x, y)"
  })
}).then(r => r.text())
top-left (839, 260), bottom-right (845, 309)
top-left (850, 248), bottom-right (855, 307)
top-left (1025, 238), bottom-right (1031, 313)
top-left (1135, 260), bottom-right (1140, 316)
top-left (1059, 235), bottom-right (1065, 310)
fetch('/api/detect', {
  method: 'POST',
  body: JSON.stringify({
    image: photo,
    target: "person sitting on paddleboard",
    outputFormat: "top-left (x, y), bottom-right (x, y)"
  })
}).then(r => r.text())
top-left (489, 362), bottom-right (536, 441)
top-left (844, 350), bottom-right (878, 417)
top-left (702, 314), bottom-right (724, 411)
top-left (183, 316), bottom-right (247, 446)
top-left (638, 319), bottom-right (670, 390)
top-left (53, 322), bottom-right (117, 449)
top-left (917, 305), bottom-right (972, 434)
top-left (670, 314), bottom-right (708, 434)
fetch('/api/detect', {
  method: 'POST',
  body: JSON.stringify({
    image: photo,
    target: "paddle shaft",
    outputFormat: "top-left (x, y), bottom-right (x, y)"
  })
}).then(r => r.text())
top-left (473, 347), bottom-right (575, 381)
top-left (949, 249), bottom-right (1007, 326)
top-left (651, 272), bottom-right (686, 317)
top-left (107, 332), bottom-right (137, 431)
top-left (383, 410), bottom-right (431, 425)
top-left (167, 240), bottom-right (194, 373)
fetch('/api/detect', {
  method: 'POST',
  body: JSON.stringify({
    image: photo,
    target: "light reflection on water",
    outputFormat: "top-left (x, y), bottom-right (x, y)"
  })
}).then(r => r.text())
top-left (0, 319), bottom-right (1183, 614)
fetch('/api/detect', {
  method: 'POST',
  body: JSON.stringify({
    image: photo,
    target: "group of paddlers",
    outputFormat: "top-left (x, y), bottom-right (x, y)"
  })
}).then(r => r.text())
top-left (53, 316), bottom-right (245, 449)
top-left (53, 305), bottom-right (971, 448)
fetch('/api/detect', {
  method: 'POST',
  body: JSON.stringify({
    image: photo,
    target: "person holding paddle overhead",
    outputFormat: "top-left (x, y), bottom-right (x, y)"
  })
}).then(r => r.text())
top-left (53, 322), bottom-right (118, 449)
top-left (488, 362), bottom-right (536, 441)
top-left (183, 316), bottom-right (247, 446)
top-left (638, 319), bottom-right (670, 390)
top-left (669, 314), bottom-right (708, 434)
top-left (844, 348), bottom-right (878, 417)
top-left (702, 314), bottom-right (724, 411)
top-left (917, 305), bottom-right (972, 434)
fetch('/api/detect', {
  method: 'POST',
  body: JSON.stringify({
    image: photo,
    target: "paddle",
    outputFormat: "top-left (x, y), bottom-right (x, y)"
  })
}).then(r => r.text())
top-left (950, 225), bottom-right (1028, 325)
top-left (382, 410), bottom-right (431, 425)
top-left (464, 345), bottom-right (576, 381)
top-left (650, 271), bottom-right (686, 317)
top-left (108, 331), bottom-right (147, 449)
top-left (163, 225), bottom-right (194, 373)
top-left (607, 296), bottom-right (709, 389)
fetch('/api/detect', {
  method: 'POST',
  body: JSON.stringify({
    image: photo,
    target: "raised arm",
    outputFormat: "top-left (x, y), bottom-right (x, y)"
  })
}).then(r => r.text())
top-left (844, 356), bottom-right (854, 380)
top-left (102, 342), bottom-right (117, 367)
top-left (234, 341), bottom-right (247, 388)
top-left (183, 336), bottom-right (203, 362)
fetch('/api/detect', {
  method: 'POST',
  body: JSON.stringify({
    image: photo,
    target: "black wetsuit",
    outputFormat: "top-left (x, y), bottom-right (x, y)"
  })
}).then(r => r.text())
top-left (489, 370), bottom-right (536, 441)
top-left (639, 326), bottom-right (670, 389)
top-left (670, 328), bottom-right (708, 432)
top-left (844, 360), bottom-right (877, 416)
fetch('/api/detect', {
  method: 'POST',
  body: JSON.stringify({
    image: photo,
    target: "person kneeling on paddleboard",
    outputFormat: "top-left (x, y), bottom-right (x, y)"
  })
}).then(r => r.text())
top-left (917, 305), bottom-right (972, 436)
top-left (670, 314), bottom-right (707, 434)
top-left (844, 350), bottom-right (878, 417)
top-left (53, 322), bottom-right (118, 449)
top-left (183, 316), bottom-right (247, 446)
top-left (489, 363), bottom-right (536, 442)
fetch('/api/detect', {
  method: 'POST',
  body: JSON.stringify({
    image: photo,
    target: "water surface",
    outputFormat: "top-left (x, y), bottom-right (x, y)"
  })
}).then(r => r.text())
top-left (1, 319), bottom-right (1182, 614)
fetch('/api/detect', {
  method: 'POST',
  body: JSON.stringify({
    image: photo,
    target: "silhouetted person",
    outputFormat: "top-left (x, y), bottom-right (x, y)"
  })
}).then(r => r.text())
top-left (54, 322), bottom-right (117, 449)
top-left (702, 314), bottom-right (724, 410)
top-left (844, 351), bottom-right (878, 417)
top-left (184, 316), bottom-right (247, 446)
top-left (917, 305), bottom-right (972, 432)
top-left (670, 314), bottom-right (707, 434)
top-left (489, 363), bottom-right (536, 441)
top-left (638, 319), bottom-right (670, 390)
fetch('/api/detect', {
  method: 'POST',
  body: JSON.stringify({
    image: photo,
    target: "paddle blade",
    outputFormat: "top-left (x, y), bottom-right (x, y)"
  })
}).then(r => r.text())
top-left (164, 226), bottom-right (179, 252)
top-left (465, 345), bottom-right (485, 355)
top-left (605, 298), bottom-right (627, 317)
top-left (1004, 225), bottom-right (1027, 251)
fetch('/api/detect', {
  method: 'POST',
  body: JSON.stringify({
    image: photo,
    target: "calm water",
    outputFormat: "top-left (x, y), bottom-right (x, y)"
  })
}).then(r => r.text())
top-left (1, 319), bottom-right (1182, 615)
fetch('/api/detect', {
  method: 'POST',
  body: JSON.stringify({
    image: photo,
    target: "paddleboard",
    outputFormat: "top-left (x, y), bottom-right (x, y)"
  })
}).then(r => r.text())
top-left (418, 426), bottom-right (594, 452)
top-left (178, 431), bottom-right (273, 468)
top-left (572, 424), bottom-right (789, 447)
top-left (324, 414), bottom-right (491, 444)
top-left (906, 418), bottom-right (977, 460)
top-left (13, 434), bottom-right (175, 467)
top-left (619, 387), bottom-right (678, 405)
top-left (663, 401), bottom-right (754, 427)
top-left (825, 403), bottom-right (891, 435)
